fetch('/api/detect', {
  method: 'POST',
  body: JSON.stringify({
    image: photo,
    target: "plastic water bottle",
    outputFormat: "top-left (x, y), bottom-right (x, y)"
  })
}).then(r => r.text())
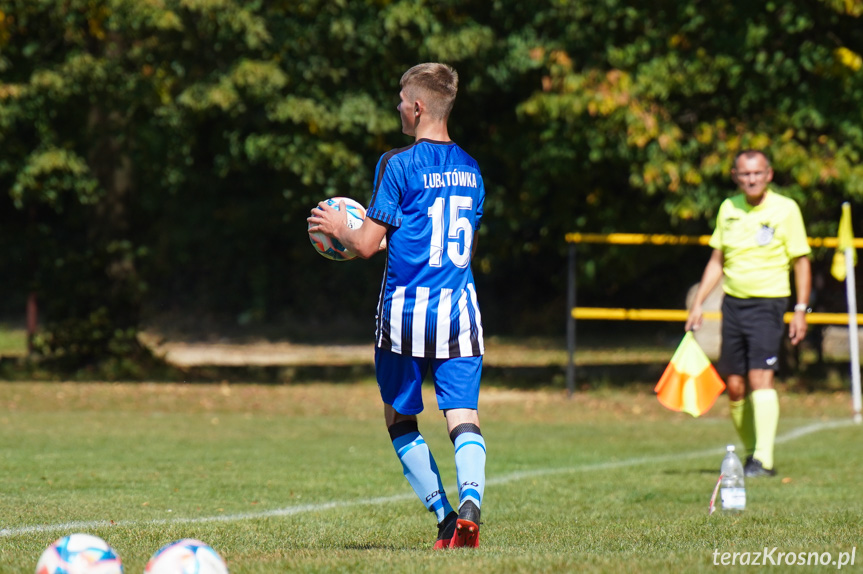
top-left (720, 445), bottom-right (746, 512)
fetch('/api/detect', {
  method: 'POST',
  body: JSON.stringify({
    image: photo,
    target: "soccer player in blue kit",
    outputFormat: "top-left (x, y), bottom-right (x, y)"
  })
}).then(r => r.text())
top-left (307, 63), bottom-right (486, 549)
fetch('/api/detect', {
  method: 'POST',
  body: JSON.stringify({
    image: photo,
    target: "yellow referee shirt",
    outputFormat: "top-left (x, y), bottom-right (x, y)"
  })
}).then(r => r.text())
top-left (709, 189), bottom-right (811, 298)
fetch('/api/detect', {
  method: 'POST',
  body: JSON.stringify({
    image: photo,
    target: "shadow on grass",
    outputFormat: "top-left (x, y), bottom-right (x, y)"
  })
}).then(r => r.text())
top-left (662, 468), bottom-right (724, 476)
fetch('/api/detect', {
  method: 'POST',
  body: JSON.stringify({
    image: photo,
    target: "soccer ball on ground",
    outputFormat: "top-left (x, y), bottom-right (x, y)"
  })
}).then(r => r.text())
top-left (144, 539), bottom-right (229, 574)
top-left (35, 533), bottom-right (124, 574)
top-left (308, 196), bottom-right (366, 261)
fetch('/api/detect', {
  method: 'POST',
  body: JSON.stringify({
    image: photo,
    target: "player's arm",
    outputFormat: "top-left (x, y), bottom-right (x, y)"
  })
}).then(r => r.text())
top-left (307, 200), bottom-right (388, 259)
top-left (685, 249), bottom-right (724, 332)
top-left (789, 255), bottom-right (811, 345)
top-left (338, 215), bottom-right (388, 259)
top-left (471, 231), bottom-right (479, 259)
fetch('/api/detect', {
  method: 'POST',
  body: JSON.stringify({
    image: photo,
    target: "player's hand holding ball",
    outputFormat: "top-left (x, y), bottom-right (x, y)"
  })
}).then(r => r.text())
top-left (307, 197), bottom-right (366, 261)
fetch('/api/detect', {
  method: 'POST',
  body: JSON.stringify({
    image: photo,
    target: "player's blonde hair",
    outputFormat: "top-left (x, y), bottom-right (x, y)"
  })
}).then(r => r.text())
top-left (400, 63), bottom-right (458, 121)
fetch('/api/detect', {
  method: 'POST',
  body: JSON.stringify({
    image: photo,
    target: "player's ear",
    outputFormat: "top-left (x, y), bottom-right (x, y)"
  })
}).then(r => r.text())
top-left (766, 167), bottom-right (774, 182)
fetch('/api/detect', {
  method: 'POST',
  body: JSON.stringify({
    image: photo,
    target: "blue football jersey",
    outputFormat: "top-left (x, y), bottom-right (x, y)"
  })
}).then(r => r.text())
top-left (367, 139), bottom-right (485, 358)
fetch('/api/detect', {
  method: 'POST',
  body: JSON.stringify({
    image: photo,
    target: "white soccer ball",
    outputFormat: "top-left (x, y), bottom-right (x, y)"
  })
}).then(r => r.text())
top-left (35, 533), bottom-right (124, 574)
top-left (144, 539), bottom-right (229, 574)
top-left (308, 196), bottom-right (366, 261)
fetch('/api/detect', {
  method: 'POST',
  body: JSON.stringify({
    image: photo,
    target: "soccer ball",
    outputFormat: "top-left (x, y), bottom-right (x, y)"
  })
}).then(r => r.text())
top-left (308, 196), bottom-right (366, 261)
top-left (144, 539), bottom-right (229, 574)
top-left (35, 533), bottom-right (124, 574)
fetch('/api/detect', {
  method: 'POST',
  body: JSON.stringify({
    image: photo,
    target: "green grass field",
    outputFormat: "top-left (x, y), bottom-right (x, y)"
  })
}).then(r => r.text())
top-left (0, 325), bottom-right (25, 357)
top-left (0, 380), bottom-right (860, 573)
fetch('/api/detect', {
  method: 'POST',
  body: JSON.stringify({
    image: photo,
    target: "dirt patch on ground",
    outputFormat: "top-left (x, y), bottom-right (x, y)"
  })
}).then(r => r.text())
top-left (143, 332), bottom-right (574, 368)
top-left (151, 340), bottom-right (375, 367)
top-left (143, 334), bottom-right (672, 368)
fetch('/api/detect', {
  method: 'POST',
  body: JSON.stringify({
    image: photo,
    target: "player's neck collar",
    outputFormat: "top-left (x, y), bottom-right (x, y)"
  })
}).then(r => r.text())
top-left (415, 138), bottom-right (454, 145)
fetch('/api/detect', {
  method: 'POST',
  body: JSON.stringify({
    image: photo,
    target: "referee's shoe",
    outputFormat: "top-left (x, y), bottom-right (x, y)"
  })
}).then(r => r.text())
top-left (745, 456), bottom-right (776, 477)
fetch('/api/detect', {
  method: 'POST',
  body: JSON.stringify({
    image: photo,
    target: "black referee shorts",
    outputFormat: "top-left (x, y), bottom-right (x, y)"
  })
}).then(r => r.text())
top-left (718, 295), bottom-right (788, 376)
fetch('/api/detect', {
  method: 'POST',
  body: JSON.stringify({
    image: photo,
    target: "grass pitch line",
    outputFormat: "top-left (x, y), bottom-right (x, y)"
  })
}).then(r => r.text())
top-left (0, 419), bottom-right (851, 538)
top-left (488, 418), bottom-right (854, 484)
top-left (0, 495), bottom-right (415, 538)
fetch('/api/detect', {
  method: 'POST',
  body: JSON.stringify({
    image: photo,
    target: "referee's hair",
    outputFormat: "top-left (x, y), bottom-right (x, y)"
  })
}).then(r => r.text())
top-left (734, 149), bottom-right (771, 169)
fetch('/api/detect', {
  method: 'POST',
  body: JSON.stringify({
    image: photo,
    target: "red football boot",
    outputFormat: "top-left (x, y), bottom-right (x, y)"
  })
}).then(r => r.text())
top-left (449, 500), bottom-right (481, 548)
top-left (433, 511), bottom-right (458, 550)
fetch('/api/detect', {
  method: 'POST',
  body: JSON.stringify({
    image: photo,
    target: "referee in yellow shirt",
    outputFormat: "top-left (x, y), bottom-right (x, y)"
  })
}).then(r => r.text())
top-left (686, 150), bottom-right (812, 477)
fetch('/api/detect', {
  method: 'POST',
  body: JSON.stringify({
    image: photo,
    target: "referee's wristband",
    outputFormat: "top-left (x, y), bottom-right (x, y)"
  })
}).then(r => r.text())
top-left (793, 303), bottom-right (811, 313)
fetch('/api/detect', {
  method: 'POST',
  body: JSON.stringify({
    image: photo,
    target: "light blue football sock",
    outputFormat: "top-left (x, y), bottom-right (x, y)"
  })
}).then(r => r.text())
top-left (391, 427), bottom-right (454, 523)
top-left (452, 426), bottom-right (486, 509)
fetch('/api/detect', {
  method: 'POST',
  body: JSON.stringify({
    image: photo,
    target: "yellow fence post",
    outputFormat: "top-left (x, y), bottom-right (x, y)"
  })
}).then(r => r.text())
top-left (566, 242), bottom-right (576, 397)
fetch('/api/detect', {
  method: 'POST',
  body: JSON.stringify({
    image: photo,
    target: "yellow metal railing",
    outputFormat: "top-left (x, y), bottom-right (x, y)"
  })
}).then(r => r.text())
top-left (564, 231), bottom-right (860, 395)
top-left (572, 307), bottom-right (862, 325)
top-left (565, 232), bottom-right (863, 248)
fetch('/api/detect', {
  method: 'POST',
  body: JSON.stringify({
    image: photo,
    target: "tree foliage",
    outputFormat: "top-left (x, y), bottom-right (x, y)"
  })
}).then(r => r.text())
top-left (0, 0), bottom-right (861, 372)
top-left (519, 0), bottom-right (863, 229)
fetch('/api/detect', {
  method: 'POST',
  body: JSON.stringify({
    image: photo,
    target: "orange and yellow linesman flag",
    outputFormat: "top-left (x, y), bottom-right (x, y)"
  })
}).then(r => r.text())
top-left (654, 332), bottom-right (726, 417)
top-left (831, 203), bottom-right (856, 281)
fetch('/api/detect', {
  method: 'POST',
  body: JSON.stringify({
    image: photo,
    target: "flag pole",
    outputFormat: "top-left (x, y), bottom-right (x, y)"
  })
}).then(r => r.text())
top-left (845, 244), bottom-right (862, 423)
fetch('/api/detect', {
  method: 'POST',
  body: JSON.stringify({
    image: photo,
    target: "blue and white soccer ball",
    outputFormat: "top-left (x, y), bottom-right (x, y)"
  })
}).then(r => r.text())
top-left (308, 196), bottom-right (366, 261)
top-left (35, 533), bottom-right (124, 574)
top-left (144, 539), bottom-right (229, 574)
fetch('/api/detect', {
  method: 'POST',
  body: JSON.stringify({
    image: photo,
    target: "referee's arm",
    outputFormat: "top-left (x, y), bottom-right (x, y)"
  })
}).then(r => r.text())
top-left (789, 256), bottom-right (811, 345)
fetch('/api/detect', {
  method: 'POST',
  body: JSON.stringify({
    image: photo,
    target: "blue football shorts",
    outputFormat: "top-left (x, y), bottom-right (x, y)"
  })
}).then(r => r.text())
top-left (718, 295), bottom-right (788, 376)
top-left (375, 347), bottom-right (483, 415)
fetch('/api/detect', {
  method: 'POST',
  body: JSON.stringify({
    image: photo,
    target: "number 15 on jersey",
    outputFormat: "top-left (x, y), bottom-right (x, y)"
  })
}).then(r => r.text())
top-left (428, 195), bottom-right (474, 269)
